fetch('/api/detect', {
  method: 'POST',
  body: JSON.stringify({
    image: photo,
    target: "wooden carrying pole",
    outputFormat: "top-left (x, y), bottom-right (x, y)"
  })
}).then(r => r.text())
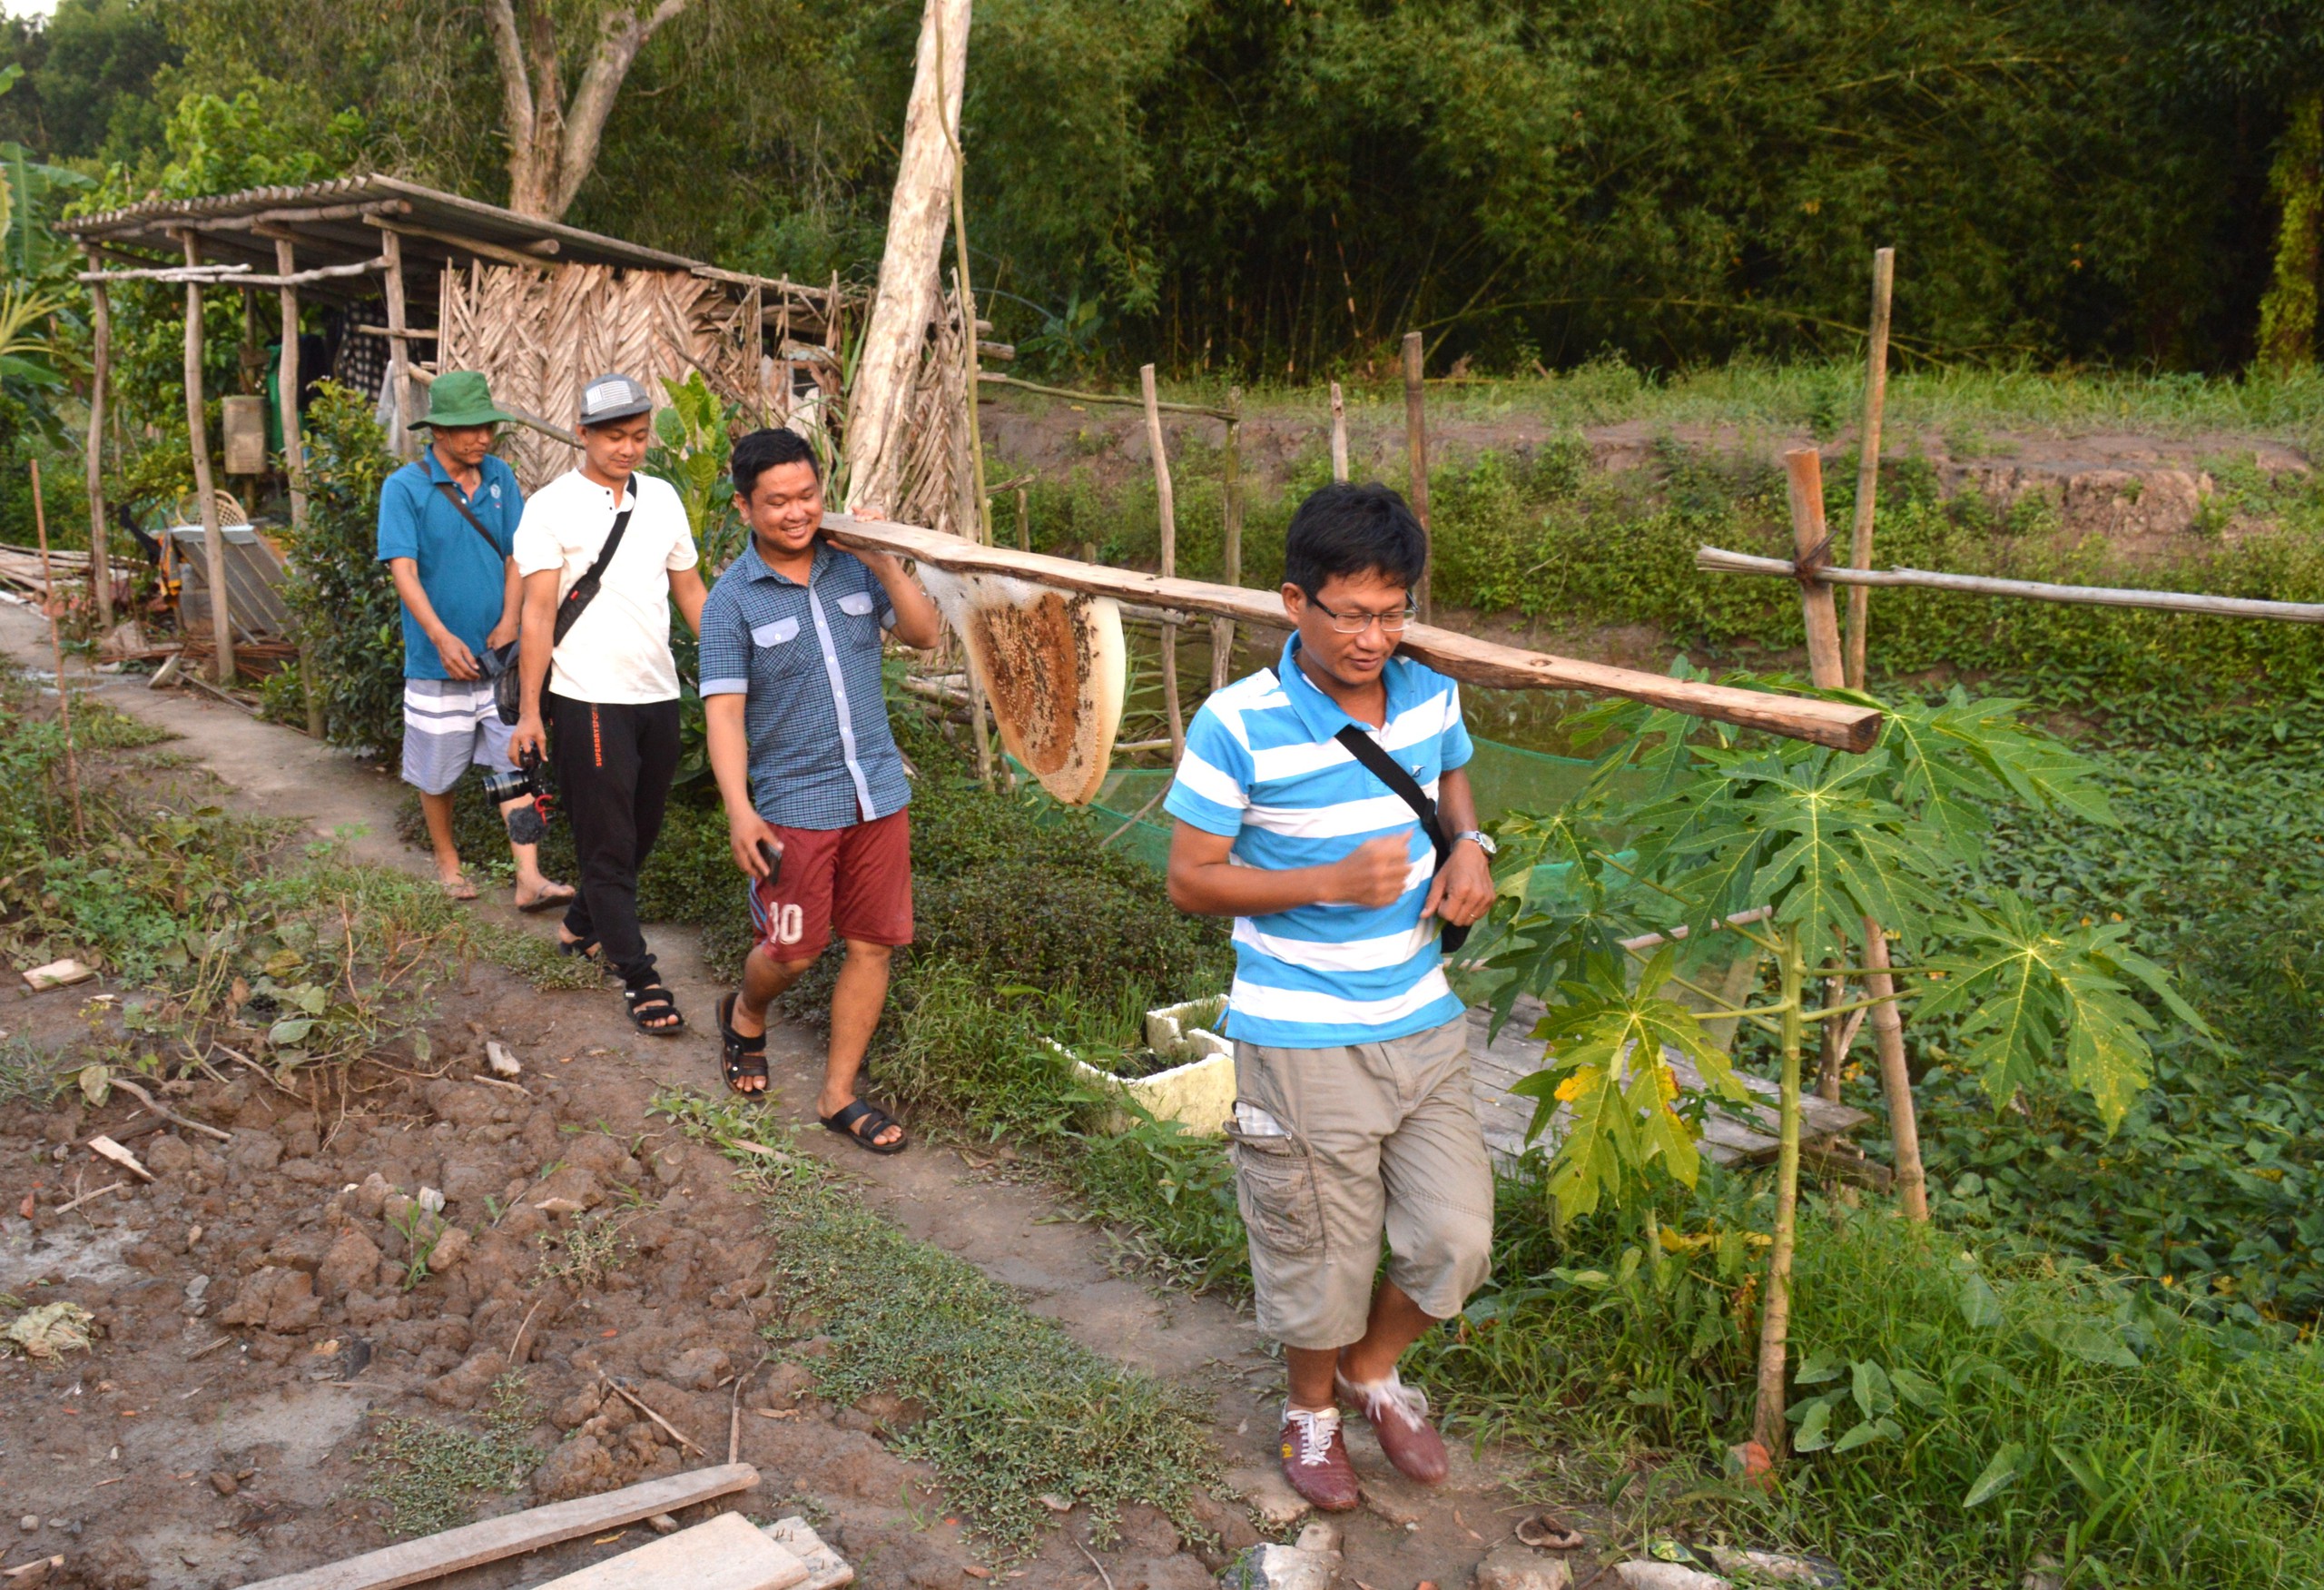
top-left (1213, 386), bottom-right (1243, 689)
top-left (1781, 446), bottom-right (1929, 1221)
top-left (1697, 547), bottom-right (2324, 626)
top-left (1403, 331), bottom-right (1432, 620)
top-left (81, 245), bottom-right (112, 632)
top-left (821, 512), bottom-right (1885, 751)
top-left (1846, 247), bottom-right (1895, 690)
top-left (1141, 363), bottom-right (1186, 761)
top-left (1330, 380), bottom-right (1349, 481)
top-left (178, 230), bottom-right (236, 682)
top-left (275, 237), bottom-right (324, 737)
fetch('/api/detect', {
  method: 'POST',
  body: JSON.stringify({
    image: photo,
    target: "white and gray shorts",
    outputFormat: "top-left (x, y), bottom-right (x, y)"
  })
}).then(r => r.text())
top-left (400, 678), bottom-right (517, 795)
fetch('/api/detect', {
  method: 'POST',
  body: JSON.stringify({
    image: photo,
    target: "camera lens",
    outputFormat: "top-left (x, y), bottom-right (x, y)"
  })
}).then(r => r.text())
top-left (481, 766), bottom-right (530, 805)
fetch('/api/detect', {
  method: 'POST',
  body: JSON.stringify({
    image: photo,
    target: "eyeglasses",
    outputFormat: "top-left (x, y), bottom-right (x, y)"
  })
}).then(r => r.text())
top-left (1309, 600), bottom-right (1417, 636)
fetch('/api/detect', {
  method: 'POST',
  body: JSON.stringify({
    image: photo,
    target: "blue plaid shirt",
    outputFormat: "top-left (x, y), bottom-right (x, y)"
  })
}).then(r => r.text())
top-left (698, 539), bottom-right (911, 830)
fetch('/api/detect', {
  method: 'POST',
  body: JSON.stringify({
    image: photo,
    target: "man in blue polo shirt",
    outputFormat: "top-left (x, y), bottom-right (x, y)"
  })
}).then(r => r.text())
top-left (698, 428), bottom-right (942, 1150)
top-left (1165, 481), bottom-right (1498, 1513)
top-left (377, 371), bottom-right (573, 912)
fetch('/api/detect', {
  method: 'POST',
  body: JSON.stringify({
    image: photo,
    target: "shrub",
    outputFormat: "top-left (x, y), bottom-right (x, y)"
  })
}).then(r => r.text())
top-left (279, 381), bottom-right (402, 753)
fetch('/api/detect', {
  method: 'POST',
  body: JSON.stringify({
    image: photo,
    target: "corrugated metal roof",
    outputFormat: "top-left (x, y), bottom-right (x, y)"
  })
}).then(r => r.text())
top-left (63, 173), bottom-right (721, 277)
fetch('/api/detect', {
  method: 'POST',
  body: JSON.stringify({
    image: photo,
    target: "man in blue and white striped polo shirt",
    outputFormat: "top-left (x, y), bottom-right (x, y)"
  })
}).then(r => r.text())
top-left (1165, 481), bottom-right (1497, 1513)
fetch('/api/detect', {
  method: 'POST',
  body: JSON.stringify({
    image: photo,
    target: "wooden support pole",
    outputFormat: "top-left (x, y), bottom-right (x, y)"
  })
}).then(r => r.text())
top-left (1846, 247), bottom-right (1894, 691)
top-left (1212, 386), bottom-right (1244, 690)
top-left (1780, 445), bottom-right (1927, 1221)
top-left (380, 229), bottom-right (415, 460)
top-left (1141, 363), bottom-right (1185, 763)
top-left (276, 238), bottom-right (324, 738)
top-left (178, 230), bottom-right (236, 683)
top-left (1015, 485), bottom-right (1030, 550)
top-left (1329, 380), bottom-right (1348, 481)
top-left (938, 15), bottom-right (990, 548)
top-left (31, 459), bottom-right (84, 844)
top-left (1783, 449), bottom-right (1846, 686)
top-left (1403, 331), bottom-right (1432, 621)
top-left (1697, 546), bottom-right (2324, 624)
top-left (82, 245), bottom-right (113, 633)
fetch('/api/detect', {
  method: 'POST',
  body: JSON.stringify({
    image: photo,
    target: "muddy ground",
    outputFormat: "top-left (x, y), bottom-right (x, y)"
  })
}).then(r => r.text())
top-left (0, 613), bottom-right (1583, 1590)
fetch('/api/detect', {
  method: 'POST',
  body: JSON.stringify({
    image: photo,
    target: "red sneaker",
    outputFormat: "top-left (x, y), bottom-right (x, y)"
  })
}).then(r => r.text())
top-left (1278, 1406), bottom-right (1361, 1512)
top-left (1336, 1370), bottom-right (1448, 1485)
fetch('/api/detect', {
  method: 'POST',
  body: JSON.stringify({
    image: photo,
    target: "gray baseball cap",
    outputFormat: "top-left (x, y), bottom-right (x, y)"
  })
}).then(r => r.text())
top-left (577, 371), bottom-right (653, 427)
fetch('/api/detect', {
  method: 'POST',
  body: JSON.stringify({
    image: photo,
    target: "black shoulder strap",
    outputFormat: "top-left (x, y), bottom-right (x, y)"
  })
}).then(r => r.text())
top-left (579, 504), bottom-right (634, 590)
top-left (431, 478), bottom-right (507, 559)
top-left (1333, 724), bottom-right (1468, 953)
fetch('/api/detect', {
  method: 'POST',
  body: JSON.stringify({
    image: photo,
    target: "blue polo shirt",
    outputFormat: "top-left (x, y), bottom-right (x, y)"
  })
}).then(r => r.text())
top-left (1164, 633), bottom-right (1473, 1049)
top-left (376, 449), bottom-right (522, 680)
top-left (696, 538), bottom-right (911, 830)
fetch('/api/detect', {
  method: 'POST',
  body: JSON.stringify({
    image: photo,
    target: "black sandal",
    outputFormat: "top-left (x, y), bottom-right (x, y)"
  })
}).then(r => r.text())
top-left (623, 982), bottom-right (685, 1036)
top-left (820, 1099), bottom-right (908, 1155)
top-left (716, 993), bottom-right (769, 1095)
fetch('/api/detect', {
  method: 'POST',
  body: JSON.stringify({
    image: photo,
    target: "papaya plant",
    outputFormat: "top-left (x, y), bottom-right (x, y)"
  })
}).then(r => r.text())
top-left (1480, 676), bottom-right (2206, 1457)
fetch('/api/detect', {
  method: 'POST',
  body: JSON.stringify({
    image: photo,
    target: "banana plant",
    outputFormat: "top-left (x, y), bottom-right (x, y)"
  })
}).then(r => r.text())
top-left (1483, 676), bottom-right (2205, 1458)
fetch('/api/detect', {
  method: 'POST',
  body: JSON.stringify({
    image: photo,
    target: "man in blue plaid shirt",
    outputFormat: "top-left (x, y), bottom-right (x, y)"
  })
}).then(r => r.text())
top-left (698, 428), bottom-right (942, 1151)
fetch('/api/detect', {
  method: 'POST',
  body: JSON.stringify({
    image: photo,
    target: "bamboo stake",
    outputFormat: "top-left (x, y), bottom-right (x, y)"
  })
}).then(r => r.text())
top-left (1781, 447), bottom-right (1928, 1221)
top-left (30, 459), bottom-right (84, 843)
top-left (1213, 386), bottom-right (1243, 690)
top-left (1752, 929), bottom-right (1807, 1457)
top-left (275, 237), bottom-right (324, 738)
top-left (1783, 449), bottom-right (1846, 686)
top-left (178, 230), bottom-right (236, 683)
top-left (81, 245), bottom-right (113, 633)
top-left (936, 35), bottom-right (990, 547)
top-left (1403, 332), bottom-right (1432, 622)
top-left (1329, 380), bottom-right (1348, 481)
top-left (1142, 363), bottom-right (1185, 762)
top-left (1846, 247), bottom-right (1894, 691)
top-left (1698, 546), bottom-right (2324, 625)
top-left (1015, 485), bottom-right (1030, 550)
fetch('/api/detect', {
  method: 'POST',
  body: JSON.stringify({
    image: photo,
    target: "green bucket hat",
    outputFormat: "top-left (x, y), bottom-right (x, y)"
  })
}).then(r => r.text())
top-left (412, 370), bottom-right (516, 430)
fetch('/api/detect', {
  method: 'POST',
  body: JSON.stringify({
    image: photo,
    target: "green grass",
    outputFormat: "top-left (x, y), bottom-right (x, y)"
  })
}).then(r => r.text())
top-left (0, 1036), bottom-right (66, 1106)
top-left (653, 1090), bottom-right (1219, 1559)
top-left (350, 1373), bottom-right (542, 1536)
top-left (1417, 1186), bottom-right (2324, 1588)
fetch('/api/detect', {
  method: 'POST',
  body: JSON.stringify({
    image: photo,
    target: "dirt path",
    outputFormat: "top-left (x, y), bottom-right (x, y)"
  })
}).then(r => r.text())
top-left (1, 612), bottom-right (1566, 1590)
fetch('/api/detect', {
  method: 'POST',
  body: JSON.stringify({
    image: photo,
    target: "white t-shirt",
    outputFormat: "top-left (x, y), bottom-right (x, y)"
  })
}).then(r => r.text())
top-left (512, 469), bottom-right (700, 705)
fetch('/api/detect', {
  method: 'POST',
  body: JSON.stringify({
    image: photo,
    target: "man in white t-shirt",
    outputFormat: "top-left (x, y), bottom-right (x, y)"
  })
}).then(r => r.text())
top-left (509, 372), bottom-right (709, 1036)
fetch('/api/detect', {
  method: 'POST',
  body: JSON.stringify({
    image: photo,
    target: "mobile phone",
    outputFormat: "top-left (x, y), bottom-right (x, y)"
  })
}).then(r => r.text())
top-left (756, 838), bottom-right (783, 885)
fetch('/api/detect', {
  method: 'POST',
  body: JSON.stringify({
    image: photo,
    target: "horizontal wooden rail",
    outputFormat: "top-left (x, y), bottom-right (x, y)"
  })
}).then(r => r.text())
top-left (1697, 544), bottom-right (2324, 625)
top-left (975, 370), bottom-right (1237, 422)
top-left (825, 514), bottom-right (1882, 750)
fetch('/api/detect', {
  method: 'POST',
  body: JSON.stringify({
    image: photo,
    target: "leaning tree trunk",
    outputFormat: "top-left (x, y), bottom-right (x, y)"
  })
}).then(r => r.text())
top-left (842, 0), bottom-right (971, 515)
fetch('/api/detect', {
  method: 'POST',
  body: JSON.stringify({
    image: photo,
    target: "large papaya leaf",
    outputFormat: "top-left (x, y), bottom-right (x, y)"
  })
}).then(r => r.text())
top-left (1512, 949), bottom-right (1750, 1217)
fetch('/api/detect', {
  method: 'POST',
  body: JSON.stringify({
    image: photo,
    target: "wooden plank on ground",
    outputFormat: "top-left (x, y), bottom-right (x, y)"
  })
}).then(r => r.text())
top-left (527, 1511), bottom-right (807, 1590)
top-left (821, 514), bottom-right (1883, 752)
top-left (233, 1463), bottom-right (760, 1590)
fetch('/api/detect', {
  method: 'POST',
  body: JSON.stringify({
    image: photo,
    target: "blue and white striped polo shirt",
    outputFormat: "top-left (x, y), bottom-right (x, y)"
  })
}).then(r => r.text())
top-left (1164, 633), bottom-right (1473, 1049)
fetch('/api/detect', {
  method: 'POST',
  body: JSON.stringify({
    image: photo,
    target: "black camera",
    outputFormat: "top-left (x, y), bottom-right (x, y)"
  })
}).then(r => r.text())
top-left (484, 751), bottom-right (554, 844)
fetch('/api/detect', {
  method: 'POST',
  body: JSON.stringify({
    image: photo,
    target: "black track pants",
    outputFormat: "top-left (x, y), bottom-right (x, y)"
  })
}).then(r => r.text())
top-left (548, 692), bottom-right (681, 987)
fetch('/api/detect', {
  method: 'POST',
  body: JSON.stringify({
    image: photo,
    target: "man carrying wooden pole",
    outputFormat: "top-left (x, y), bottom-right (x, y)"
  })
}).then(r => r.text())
top-left (1782, 447), bottom-right (1929, 1222)
top-left (176, 228), bottom-right (236, 683)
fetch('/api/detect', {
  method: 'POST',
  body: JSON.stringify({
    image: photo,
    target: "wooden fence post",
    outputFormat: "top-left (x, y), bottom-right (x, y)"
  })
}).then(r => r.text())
top-left (178, 229), bottom-right (237, 683)
top-left (1845, 247), bottom-right (1895, 691)
top-left (1212, 385), bottom-right (1243, 689)
top-left (82, 245), bottom-right (113, 635)
top-left (1142, 363), bottom-right (1185, 762)
top-left (381, 229), bottom-right (415, 460)
top-left (1403, 332), bottom-right (1432, 621)
top-left (1330, 380), bottom-right (1348, 481)
top-left (31, 459), bottom-right (84, 843)
top-left (1783, 444), bottom-right (1928, 1222)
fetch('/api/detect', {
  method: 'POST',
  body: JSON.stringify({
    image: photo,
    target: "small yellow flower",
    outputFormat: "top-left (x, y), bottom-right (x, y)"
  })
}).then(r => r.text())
top-left (1555, 1071), bottom-right (1590, 1103)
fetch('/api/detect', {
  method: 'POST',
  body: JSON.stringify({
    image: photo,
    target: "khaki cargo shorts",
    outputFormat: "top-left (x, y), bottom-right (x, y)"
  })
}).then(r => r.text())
top-left (1227, 1015), bottom-right (1495, 1350)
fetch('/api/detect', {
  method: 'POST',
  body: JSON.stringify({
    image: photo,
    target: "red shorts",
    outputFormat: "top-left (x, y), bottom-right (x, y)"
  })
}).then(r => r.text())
top-left (747, 808), bottom-right (913, 959)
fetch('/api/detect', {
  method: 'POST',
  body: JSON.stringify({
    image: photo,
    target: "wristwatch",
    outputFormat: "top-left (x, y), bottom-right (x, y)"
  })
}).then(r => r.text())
top-left (1453, 829), bottom-right (1497, 856)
